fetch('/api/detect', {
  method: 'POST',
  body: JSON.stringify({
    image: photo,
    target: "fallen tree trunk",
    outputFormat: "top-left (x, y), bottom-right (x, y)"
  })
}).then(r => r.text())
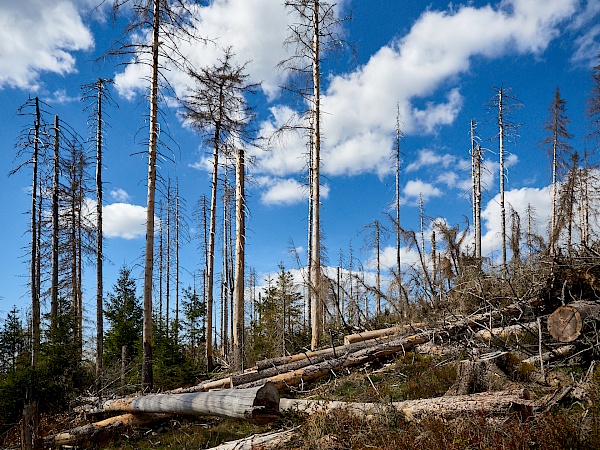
top-left (522, 344), bottom-right (577, 365)
top-left (474, 321), bottom-right (538, 343)
top-left (102, 383), bottom-right (279, 424)
top-left (45, 413), bottom-right (166, 448)
top-left (206, 428), bottom-right (296, 450)
top-left (280, 389), bottom-right (534, 422)
top-left (235, 334), bottom-right (430, 390)
top-left (547, 301), bottom-right (600, 342)
top-left (343, 323), bottom-right (425, 345)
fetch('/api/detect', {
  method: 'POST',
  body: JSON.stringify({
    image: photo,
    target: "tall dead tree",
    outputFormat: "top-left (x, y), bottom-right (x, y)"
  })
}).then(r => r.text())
top-left (182, 48), bottom-right (257, 371)
top-left (470, 119), bottom-right (482, 262)
top-left (489, 87), bottom-right (521, 275)
top-left (360, 219), bottom-right (388, 316)
top-left (110, 0), bottom-right (199, 390)
top-left (233, 140), bottom-right (246, 369)
top-left (279, 0), bottom-right (344, 350)
top-left (394, 103), bottom-right (405, 314)
top-left (12, 97), bottom-right (47, 450)
top-left (82, 78), bottom-right (115, 384)
top-left (541, 87), bottom-right (572, 255)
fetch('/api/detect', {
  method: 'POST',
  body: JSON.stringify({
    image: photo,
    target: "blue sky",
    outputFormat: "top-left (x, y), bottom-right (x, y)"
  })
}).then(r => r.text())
top-left (1, 0), bottom-right (599, 325)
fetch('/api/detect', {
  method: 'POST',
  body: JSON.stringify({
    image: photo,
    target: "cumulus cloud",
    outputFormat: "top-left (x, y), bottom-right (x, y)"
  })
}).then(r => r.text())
top-left (406, 149), bottom-right (457, 173)
top-left (113, 0), bottom-right (580, 202)
top-left (255, 0), bottom-right (578, 180)
top-left (103, 203), bottom-right (147, 239)
top-left (403, 179), bottom-right (443, 203)
top-left (0, 0), bottom-right (93, 90)
top-left (110, 188), bottom-right (132, 202)
top-left (480, 185), bottom-right (552, 255)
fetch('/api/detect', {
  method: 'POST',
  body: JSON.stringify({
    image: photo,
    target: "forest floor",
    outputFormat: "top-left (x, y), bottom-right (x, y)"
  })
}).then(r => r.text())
top-left (8, 349), bottom-right (597, 450)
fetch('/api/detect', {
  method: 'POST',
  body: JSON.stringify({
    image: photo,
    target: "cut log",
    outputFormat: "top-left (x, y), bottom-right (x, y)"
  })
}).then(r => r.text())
top-left (343, 323), bottom-right (425, 345)
top-left (280, 389), bottom-right (534, 421)
top-left (102, 383), bottom-right (279, 424)
top-left (45, 413), bottom-right (165, 447)
top-left (206, 428), bottom-right (296, 450)
top-left (547, 301), bottom-right (600, 342)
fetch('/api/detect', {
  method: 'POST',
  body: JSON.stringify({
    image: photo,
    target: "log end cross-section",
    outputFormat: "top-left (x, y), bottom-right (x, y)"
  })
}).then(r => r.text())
top-left (547, 301), bottom-right (600, 343)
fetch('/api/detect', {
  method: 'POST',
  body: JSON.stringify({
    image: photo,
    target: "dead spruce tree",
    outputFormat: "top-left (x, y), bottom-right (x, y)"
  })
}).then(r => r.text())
top-left (181, 48), bottom-right (257, 371)
top-left (489, 87), bottom-right (521, 276)
top-left (110, 0), bottom-right (200, 390)
top-left (279, 0), bottom-right (345, 350)
top-left (11, 97), bottom-right (48, 450)
top-left (82, 78), bottom-right (115, 384)
top-left (541, 87), bottom-right (572, 255)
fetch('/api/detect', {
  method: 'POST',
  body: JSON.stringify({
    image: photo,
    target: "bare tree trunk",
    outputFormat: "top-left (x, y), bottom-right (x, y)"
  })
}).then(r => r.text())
top-left (233, 145), bottom-right (246, 371)
top-left (375, 220), bottom-right (381, 315)
top-left (175, 180), bottom-right (180, 344)
top-left (142, 0), bottom-right (161, 391)
top-left (498, 88), bottom-right (507, 274)
top-left (23, 97), bottom-right (42, 450)
top-left (471, 119), bottom-right (482, 262)
top-left (166, 179), bottom-right (171, 339)
top-left (95, 80), bottom-right (105, 384)
top-left (30, 97), bottom-right (41, 370)
top-left (310, 0), bottom-right (322, 350)
top-left (206, 130), bottom-right (220, 372)
top-left (51, 114), bottom-right (60, 330)
top-left (395, 104), bottom-right (404, 314)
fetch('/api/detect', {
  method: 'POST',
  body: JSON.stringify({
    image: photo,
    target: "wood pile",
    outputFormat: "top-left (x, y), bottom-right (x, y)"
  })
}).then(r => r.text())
top-left (42, 293), bottom-right (600, 449)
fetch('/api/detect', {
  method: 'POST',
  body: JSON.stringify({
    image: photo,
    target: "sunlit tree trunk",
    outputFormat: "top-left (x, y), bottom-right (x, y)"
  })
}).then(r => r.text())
top-left (233, 144), bottom-right (246, 370)
top-left (141, 0), bottom-right (161, 391)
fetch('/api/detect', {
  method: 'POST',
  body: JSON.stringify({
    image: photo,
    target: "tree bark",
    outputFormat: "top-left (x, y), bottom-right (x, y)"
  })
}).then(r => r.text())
top-left (343, 323), bottom-right (425, 345)
top-left (141, 0), bottom-right (161, 391)
top-left (102, 383), bottom-right (279, 424)
top-left (547, 301), bottom-right (600, 342)
top-left (280, 389), bottom-right (533, 421)
top-left (474, 321), bottom-right (538, 343)
top-left (206, 429), bottom-right (295, 450)
top-left (233, 144), bottom-right (245, 371)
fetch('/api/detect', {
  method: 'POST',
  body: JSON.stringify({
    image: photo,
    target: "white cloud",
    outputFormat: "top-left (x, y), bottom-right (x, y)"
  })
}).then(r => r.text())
top-left (109, 188), bottom-right (131, 202)
top-left (114, 0), bottom-right (292, 100)
top-left (412, 89), bottom-right (464, 134)
top-left (403, 179), bottom-right (443, 203)
top-left (406, 149), bottom-right (457, 173)
top-left (480, 185), bottom-right (552, 255)
top-left (256, 176), bottom-right (330, 206)
top-left (258, 177), bottom-right (307, 206)
top-left (103, 203), bottom-right (147, 239)
top-left (113, 0), bottom-right (579, 184)
top-left (0, 0), bottom-right (93, 90)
